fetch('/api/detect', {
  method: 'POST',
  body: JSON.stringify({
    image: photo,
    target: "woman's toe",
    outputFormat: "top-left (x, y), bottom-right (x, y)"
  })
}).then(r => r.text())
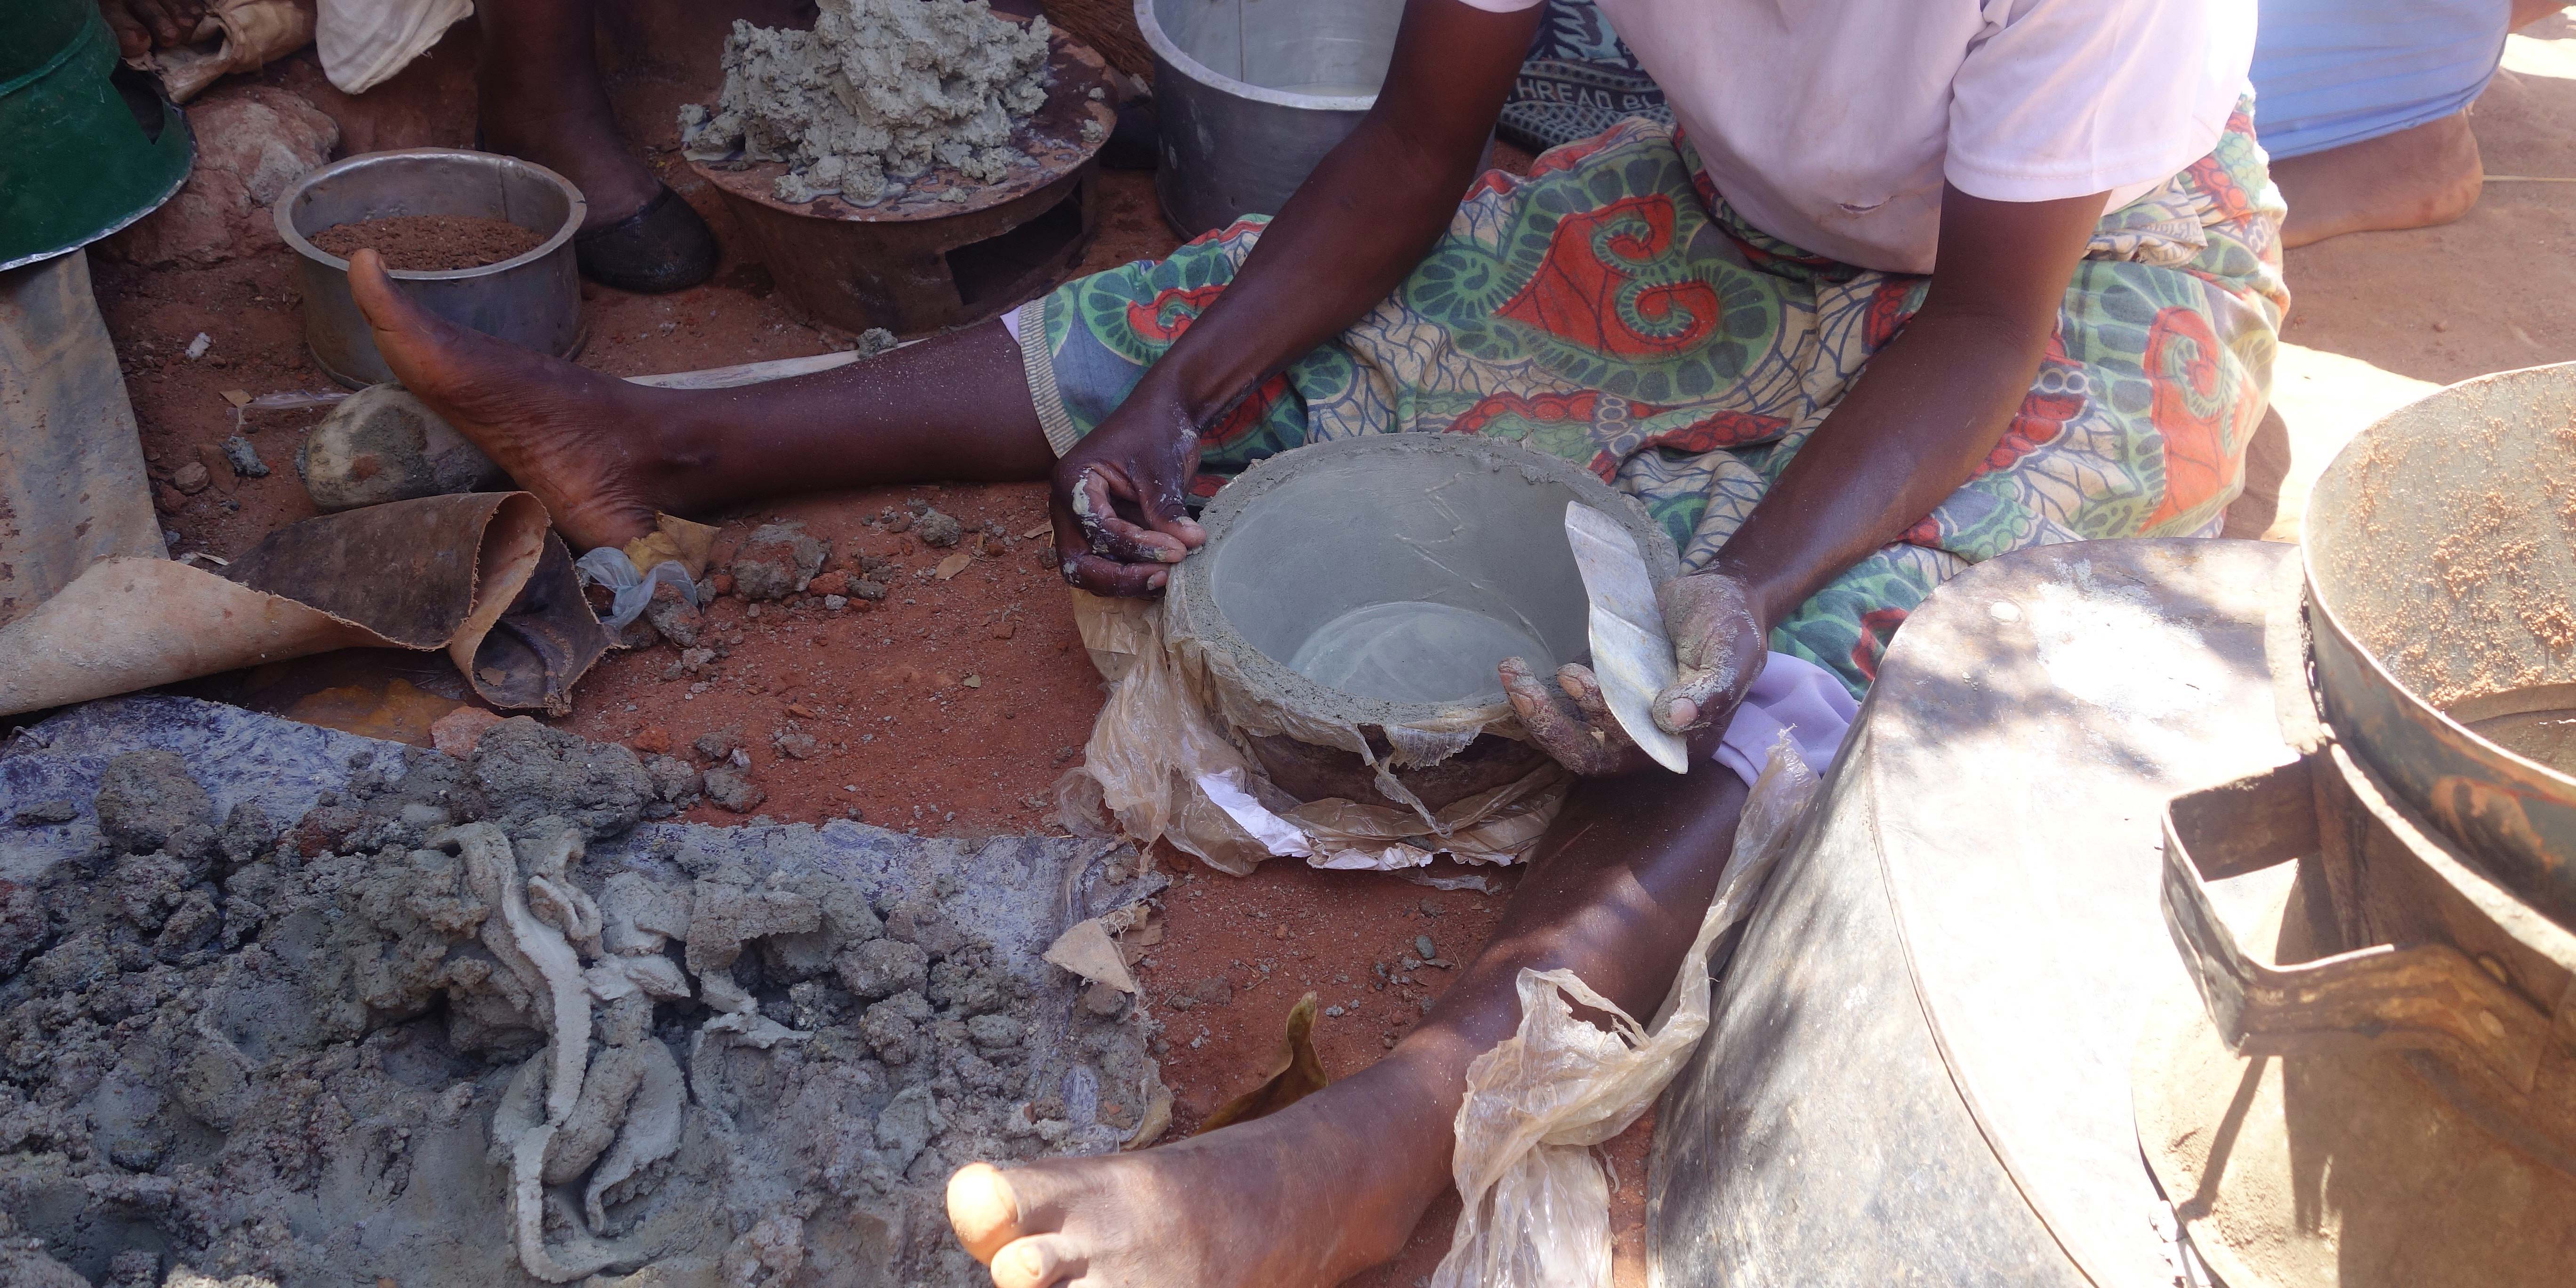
top-left (992, 1233), bottom-right (1089, 1288)
top-left (948, 1163), bottom-right (1029, 1263)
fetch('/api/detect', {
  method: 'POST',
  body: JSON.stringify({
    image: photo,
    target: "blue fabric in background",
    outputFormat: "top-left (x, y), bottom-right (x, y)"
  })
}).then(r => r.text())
top-left (2250, 0), bottom-right (2513, 159)
top-left (1502, 0), bottom-right (2516, 161)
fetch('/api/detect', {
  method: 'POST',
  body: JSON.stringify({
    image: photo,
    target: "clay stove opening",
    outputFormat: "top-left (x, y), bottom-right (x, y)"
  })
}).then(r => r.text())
top-left (945, 189), bottom-right (1088, 311)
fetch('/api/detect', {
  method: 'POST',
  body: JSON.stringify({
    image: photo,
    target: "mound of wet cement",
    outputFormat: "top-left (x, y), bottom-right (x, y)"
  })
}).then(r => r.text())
top-left (678, 0), bottom-right (1052, 205)
top-left (0, 697), bottom-right (1163, 1287)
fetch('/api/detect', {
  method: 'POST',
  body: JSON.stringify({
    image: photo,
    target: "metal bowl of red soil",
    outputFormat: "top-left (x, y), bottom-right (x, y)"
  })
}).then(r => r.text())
top-left (275, 148), bottom-right (586, 388)
top-left (687, 34), bottom-right (1118, 338)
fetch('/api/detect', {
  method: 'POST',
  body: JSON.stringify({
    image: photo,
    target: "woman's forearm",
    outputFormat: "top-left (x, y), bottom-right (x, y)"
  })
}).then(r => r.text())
top-left (1707, 305), bottom-right (2052, 624)
top-left (1709, 185), bottom-right (2109, 628)
top-left (1139, 0), bottom-right (1540, 425)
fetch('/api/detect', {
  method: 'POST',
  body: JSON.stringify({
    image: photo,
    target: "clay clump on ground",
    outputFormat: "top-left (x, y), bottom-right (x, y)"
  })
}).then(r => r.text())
top-left (309, 215), bottom-right (549, 272)
top-left (678, 0), bottom-right (1052, 205)
top-left (728, 522), bottom-right (830, 602)
top-left (0, 722), bottom-right (1159, 1287)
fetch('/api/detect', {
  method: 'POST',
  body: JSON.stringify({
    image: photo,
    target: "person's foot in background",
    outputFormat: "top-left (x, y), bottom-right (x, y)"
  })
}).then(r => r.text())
top-left (2261, 0), bottom-right (2567, 248)
top-left (2272, 110), bottom-right (2487, 248)
top-left (475, 0), bottom-right (719, 293)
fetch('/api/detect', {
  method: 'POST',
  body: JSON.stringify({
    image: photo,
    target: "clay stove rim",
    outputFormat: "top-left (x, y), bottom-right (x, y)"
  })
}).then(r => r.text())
top-left (1167, 434), bottom-right (1682, 735)
top-left (684, 33), bottom-right (1117, 224)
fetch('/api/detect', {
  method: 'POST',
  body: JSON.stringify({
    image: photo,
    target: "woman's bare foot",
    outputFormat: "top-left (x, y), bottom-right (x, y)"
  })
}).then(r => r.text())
top-left (346, 249), bottom-right (671, 549)
top-left (947, 1065), bottom-right (1444, 1288)
top-left (2273, 111), bottom-right (2485, 249)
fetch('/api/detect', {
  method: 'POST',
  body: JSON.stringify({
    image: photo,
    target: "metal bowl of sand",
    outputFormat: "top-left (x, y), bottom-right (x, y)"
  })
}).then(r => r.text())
top-left (1163, 434), bottom-right (1678, 806)
top-left (275, 148), bottom-right (587, 389)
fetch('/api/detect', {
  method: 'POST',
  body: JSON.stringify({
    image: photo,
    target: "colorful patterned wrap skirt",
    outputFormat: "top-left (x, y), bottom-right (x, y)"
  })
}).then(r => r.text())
top-left (1014, 110), bottom-right (2289, 696)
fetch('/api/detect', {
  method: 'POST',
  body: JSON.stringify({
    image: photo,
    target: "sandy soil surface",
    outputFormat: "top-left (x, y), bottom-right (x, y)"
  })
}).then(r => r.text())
top-left (57, 6), bottom-right (2576, 1286)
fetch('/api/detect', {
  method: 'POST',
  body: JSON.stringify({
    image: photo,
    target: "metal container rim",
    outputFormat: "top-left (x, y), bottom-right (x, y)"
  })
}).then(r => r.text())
top-left (2300, 360), bottom-right (2576, 793)
top-left (1132, 0), bottom-right (1381, 112)
top-left (271, 148), bottom-right (588, 282)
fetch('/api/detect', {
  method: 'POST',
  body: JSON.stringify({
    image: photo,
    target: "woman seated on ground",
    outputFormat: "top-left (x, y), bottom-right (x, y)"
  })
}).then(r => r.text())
top-left (345, 0), bottom-right (2282, 1281)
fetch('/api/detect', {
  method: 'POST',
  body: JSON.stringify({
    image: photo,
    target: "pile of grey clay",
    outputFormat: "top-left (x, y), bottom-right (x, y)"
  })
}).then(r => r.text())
top-left (680, 0), bottom-right (1052, 205)
top-left (0, 700), bottom-right (1162, 1287)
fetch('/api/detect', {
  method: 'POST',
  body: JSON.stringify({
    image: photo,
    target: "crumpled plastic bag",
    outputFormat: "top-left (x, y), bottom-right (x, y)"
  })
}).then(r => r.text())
top-left (573, 547), bottom-right (698, 631)
top-left (1429, 730), bottom-right (1824, 1288)
top-left (1059, 591), bottom-right (1569, 875)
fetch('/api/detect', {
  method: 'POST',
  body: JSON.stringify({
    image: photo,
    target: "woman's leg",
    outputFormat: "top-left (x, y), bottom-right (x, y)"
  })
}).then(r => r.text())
top-left (475, 0), bottom-right (662, 231)
top-left (948, 765), bottom-right (1751, 1288)
top-left (346, 253), bottom-right (1055, 550)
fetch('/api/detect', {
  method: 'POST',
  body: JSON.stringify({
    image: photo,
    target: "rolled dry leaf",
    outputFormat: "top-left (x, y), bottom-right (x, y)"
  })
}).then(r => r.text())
top-left (0, 492), bottom-right (609, 717)
top-left (1196, 992), bottom-right (1329, 1134)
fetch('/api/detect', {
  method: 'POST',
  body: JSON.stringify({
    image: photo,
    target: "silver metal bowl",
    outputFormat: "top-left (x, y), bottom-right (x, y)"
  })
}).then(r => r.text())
top-left (274, 148), bottom-right (586, 388)
top-left (1136, 0), bottom-right (1401, 237)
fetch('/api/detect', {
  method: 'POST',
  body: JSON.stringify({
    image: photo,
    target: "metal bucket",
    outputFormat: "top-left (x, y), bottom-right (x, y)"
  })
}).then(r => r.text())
top-left (2300, 361), bottom-right (2576, 931)
top-left (1650, 539), bottom-right (2299, 1288)
top-left (2126, 362), bottom-right (2576, 1288)
top-left (1135, 0), bottom-right (1400, 237)
top-left (274, 149), bottom-right (586, 389)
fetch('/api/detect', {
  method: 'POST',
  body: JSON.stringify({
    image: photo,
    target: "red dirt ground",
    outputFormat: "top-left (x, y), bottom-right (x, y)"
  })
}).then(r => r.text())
top-left (82, 11), bottom-right (1654, 1287)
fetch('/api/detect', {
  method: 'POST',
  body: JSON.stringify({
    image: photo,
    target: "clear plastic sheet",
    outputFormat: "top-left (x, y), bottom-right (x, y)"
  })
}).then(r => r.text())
top-left (1430, 732), bottom-right (1823, 1288)
top-left (1062, 591), bottom-right (1570, 875)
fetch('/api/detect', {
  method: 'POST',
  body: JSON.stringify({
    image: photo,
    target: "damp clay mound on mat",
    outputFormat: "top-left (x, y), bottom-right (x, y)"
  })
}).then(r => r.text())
top-left (309, 215), bottom-right (549, 271)
top-left (679, 0), bottom-right (1052, 205)
top-left (0, 698), bottom-right (1164, 1288)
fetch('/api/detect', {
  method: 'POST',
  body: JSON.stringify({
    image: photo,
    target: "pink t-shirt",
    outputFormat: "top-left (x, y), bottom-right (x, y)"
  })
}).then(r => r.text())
top-left (1458, 0), bottom-right (2255, 273)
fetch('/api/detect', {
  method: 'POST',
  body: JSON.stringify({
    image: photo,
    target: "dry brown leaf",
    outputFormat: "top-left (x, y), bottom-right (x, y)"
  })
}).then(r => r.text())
top-left (934, 551), bottom-right (973, 580)
top-left (1123, 1083), bottom-right (1175, 1151)
top-left (622, 513), bottom-right (721, 580)
top-left (1022, 522), bottom-right (1053, 539)
top-left (786, 703), bottom-right (816, 718)
top-left (1196, 992), bottom-right (1328, 1134)
top-left (1042, 918), bottom-right (1137, 992)
top-left (220, 389), bottom-right (253, 407)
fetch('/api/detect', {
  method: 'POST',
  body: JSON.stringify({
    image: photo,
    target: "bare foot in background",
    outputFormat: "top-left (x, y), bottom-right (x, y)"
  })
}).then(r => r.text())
top-left (475, 0), bottom-right (664, 230)
top-left (2272, 111), bottom-right (2486, 249)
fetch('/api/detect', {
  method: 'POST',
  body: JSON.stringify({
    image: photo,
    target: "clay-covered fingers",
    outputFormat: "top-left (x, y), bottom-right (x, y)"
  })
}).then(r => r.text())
top-left (1501, 657), bottom-right (1645, 776)
top-left (1651, 574), bottom-right (1768, 734)
top-left (1068, 465), bottom-right (1194, 564)
top-left (1047, 492), bottom-right (1169, 596)
top-left (1047, 461), bottom-right (1208, 597)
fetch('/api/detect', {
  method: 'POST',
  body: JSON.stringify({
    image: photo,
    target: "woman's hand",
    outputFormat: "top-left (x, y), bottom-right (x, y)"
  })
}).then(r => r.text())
top-left (100, 0), bottom-right (209, 59)
top-left (1047, 378), bottom-right (1208, 596)
top-left (1503, 572), bottom-right (1769, 776)
top-left (1038, 0), bottom-right (1542, 596)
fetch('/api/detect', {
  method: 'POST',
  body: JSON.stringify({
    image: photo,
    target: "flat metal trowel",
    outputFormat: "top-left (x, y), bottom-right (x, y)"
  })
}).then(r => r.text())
top-left (1564, 502), bottom-right (1690, 773)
